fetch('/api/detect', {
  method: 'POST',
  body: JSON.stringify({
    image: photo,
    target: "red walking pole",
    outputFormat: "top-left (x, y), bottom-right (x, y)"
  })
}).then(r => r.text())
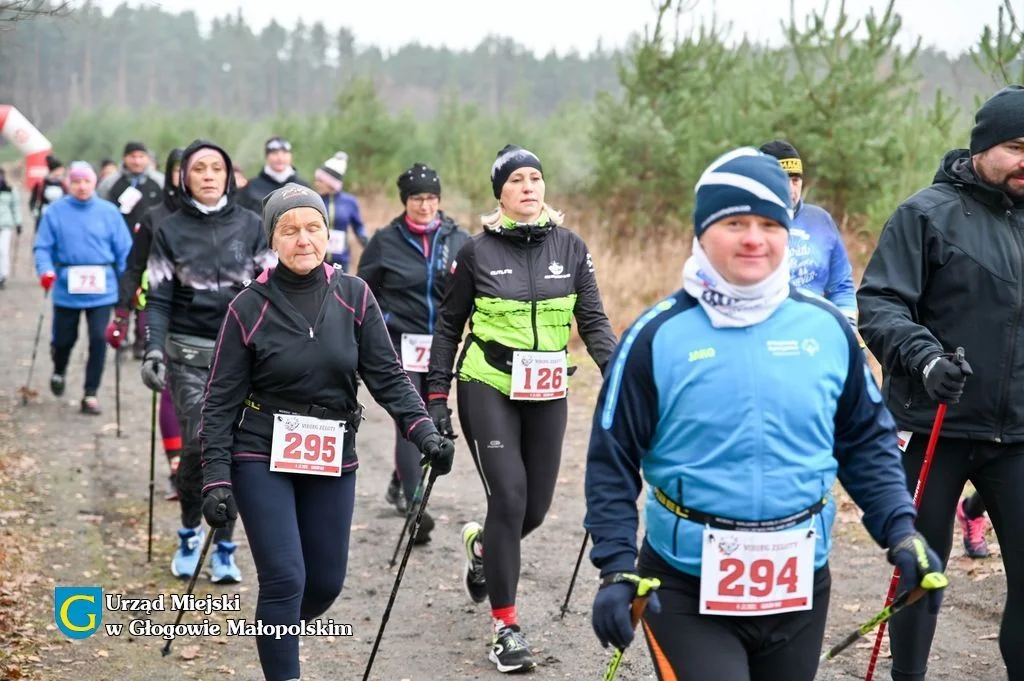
top-left (864, 347), bottom-right (964, 681)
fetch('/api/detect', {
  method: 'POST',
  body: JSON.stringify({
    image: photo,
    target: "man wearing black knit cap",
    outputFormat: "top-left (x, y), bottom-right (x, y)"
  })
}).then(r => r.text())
top-left (858, 85), bottom-right (1024, 681)
top-left (244, 136), bottom-right (310, 206)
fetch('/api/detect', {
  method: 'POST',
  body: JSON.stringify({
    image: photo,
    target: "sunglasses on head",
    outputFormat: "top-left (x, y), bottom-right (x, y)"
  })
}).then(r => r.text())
top-left (266, 140), bottom-right (292, 152)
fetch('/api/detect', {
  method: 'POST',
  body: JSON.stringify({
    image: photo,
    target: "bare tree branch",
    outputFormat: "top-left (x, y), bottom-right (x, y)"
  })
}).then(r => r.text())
top-left (0, 0), bottom-right (74, 23)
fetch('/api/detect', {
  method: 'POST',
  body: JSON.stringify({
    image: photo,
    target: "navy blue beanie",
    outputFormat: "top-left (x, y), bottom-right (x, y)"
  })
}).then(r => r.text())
top-left (693, 147), bottom-right (792, 236)
top-left (491, 145), bottom-right (543, 199)
top-left (970, 85), bottom-right (1024, 155)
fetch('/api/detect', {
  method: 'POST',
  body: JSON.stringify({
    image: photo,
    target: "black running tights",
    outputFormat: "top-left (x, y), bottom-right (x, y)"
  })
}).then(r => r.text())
top-left (456, 380), bottom-right (567, 610)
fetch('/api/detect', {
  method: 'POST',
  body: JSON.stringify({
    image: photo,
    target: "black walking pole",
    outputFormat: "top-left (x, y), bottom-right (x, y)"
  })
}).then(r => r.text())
top-left (560, 531), bottom-right (590, 619)
top-left (19, 288), bottom-right (49, 405)
top-left (363, 468), bottom-right (438, 681)
top-left (147, 390), bottom-right (157, 563)
top-left (115, 348), bottom-right (123, 437)
top-left (388, 465), bottom-right (428, 567)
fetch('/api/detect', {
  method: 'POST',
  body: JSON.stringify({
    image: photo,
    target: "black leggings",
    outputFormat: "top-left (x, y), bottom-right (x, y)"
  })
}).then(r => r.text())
top-left (638, 541), bottom-right (831, 681)
top-left (167, 360), bottom-right (234, 543)
top-left (50, 304), bottom-right (111, 395)
top-left (456, 380), bottom-right (567, 610)
top-left (393, 370), bottom-right (426, 503)
top-left (233, 460), bottom-right (356, 681)
top-left (889, 434), bottom-right (1024, 681)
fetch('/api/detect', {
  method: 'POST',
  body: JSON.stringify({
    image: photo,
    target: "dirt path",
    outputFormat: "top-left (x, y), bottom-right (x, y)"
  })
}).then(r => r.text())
top-left (0, 226), bottom-right (1010, 681)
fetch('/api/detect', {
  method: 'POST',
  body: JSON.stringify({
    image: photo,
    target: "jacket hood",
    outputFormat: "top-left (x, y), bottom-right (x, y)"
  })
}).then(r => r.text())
top-left (933, 148), bottom-right (1013, 208)
top-left (162, 147), bottom-right (185, 210)
top-left (178, 139), bottom-right (236, 216)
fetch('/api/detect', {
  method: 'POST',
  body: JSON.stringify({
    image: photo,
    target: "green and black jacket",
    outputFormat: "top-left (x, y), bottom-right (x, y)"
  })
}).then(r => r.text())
top-left (426, 205), bottom-right (617, 399)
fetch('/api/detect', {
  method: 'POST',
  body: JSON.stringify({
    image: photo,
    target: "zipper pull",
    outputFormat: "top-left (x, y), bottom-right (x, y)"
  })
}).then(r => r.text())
top-left (308, 327), bottom-right (314, 339)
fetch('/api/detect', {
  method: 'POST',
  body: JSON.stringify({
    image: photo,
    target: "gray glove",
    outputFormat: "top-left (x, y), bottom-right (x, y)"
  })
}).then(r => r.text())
top-left (141, 350), bottom-right (166, 392)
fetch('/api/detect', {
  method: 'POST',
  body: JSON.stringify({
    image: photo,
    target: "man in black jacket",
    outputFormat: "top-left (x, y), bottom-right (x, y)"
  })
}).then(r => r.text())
top-left (858, 86), bottom-right (1024, 681)
top-left (140, 139), bottom-right (274, 586)
top-left (243, 136), bottom-right (309, 206)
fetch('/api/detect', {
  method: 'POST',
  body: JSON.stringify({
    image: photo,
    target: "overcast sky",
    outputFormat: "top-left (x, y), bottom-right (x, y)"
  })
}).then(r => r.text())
top-left (93, 0), bottom-right (1005, 57)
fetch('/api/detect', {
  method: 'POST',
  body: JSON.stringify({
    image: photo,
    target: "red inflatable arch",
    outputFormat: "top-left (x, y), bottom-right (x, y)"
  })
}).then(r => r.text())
top-left (0, 105), bottom-right (53, 191)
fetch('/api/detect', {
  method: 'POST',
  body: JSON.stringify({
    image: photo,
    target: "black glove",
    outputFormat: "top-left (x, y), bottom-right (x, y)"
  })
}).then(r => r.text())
top-left (887, 531), bottom-right (947, 615)
top-left (921, 353), bottom-right (973, 404)
top-left (427, 398), bottom-right (455, 438)
top-left (140, 350), bottom-right (166, 392)
top-left (419, 432), bottom-right (455, 475)
top-left (202, 486), bottom-right (238, 528)
top-left (591, 573), bottom-right (662, 650)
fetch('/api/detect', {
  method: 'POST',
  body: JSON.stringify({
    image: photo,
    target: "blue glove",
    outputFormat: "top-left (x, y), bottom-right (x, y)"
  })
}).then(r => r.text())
top-left (887, 531), bottom-right (946, 615)
top-left (591, 573), bottom-right (662, 650)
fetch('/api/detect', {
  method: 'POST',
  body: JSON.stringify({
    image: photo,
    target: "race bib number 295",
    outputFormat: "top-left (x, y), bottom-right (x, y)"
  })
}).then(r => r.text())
top-left (269, 414), bottom-right (345, 477)
top-left (699, 527), bottom-right (816, 616)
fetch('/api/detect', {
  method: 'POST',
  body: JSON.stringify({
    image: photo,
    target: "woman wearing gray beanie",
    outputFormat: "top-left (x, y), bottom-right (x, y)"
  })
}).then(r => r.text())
top-left (198, 182), bottom-right (455, 681)
top-left (426, 145), bottom-right (617, 673)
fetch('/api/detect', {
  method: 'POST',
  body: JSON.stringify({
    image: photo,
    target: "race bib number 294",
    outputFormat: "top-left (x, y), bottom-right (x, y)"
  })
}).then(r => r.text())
top-left (699, 527), bottom-right (816, 616)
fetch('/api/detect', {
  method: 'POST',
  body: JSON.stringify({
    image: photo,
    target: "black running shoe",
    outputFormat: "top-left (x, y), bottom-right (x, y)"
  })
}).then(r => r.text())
top-left (489, 625), bottom-right (536, 673)
top-left (461, 521), bottom-right (487, 604)
top-left (50, 374), bottom-right (65, 397)
top-left (385, 472), bottom-right (408, 515)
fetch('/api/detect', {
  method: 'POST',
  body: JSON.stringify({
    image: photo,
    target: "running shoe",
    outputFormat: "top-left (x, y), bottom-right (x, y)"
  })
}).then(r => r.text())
top-left (490, 624), bottom-right (536, 673)
top-left (957, 497), bottom-right (990, 558)
top-left (461, 521), bottom-right (487, 604)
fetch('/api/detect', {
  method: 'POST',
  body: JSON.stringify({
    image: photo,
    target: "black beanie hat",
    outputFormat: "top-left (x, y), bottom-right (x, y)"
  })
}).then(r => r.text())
top-left (397, 163), bottom-right (441, 203)
top-left (46, 154), bottom-right (63, 171)
top-left (123, 141), bottom-right (147, 156)
top-left (262, 183), bottom-right (329, 247)
top-left (759, 140), bottom-right (803, 176)
top-left (970, 86), bottom-right (1024, 155)
top-left (490, 145), bottom-right (543, 199)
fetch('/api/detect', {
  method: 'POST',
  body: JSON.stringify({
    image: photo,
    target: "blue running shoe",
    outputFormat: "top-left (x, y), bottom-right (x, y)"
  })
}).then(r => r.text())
top-left (209, 541), bottom-right (242, 584)
top-left (171, 527), bottom-right (204, 579)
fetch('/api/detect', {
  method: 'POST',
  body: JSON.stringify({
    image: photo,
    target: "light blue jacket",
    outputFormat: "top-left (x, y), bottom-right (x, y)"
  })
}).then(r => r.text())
top-left (0, 187), bottom-right (21, 230)
top-left (33, 195), bottom-right (132, 309)
top-left (585, 288), bottom-right (915, 577)
top-left (788, 201), bottom-right (857, 320)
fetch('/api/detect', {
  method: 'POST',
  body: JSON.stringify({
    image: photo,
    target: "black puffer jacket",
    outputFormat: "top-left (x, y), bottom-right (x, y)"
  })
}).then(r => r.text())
top-left (858, 148), bottom-right (1024, 443)
top-left (243, 168), bottom-right (309, 206)
top-left (357, 211), bottom-right (469, 348)
top-left (145, 140), bottom-right (272, 352)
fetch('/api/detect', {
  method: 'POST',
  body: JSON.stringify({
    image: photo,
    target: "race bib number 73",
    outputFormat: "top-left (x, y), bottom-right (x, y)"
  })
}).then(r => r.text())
top-left (699, 527), bottom-right (816, 616)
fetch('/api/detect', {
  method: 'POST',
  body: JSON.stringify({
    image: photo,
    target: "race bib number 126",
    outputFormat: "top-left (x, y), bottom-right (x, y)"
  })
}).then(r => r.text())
top-left (269, 414), bottom-right (345, 477)
top-left (510, 351), bottom-right (567, 401)
top-left (699, 527), bottom-right (816, 616)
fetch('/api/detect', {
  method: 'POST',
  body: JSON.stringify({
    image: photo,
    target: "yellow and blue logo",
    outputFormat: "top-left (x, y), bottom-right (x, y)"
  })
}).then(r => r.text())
top-left (55, 587), bottom-right (102, 639)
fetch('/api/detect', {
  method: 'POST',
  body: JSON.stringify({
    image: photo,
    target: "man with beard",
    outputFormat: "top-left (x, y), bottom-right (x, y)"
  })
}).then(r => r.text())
top-left (858, 85), bottom-right (1024, 681)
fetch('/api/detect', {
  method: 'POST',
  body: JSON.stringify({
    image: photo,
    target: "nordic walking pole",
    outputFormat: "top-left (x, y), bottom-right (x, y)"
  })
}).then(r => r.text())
top-left (363, 467), bottom-right (438, 681)
top-left (864, 346), bottom-right (964, 681)
top-left (147, 390), bottom-right (157, 563)
top-left (388, 464), bottom-right (429, 567)
top-left (115, 348), bottom-right (123, 437)
top-left (823, 575), bottom-right (948, 664)
top-left (560, 531), bottom-right (590, 619)
top-left (601, 577), bottom-right (661, 681)
top-left (10, 228), bottom-right (20, 279)
top-left (20, 288), bottom-right (49, 406)
top-left (161, 518), bottom-right (218, 657)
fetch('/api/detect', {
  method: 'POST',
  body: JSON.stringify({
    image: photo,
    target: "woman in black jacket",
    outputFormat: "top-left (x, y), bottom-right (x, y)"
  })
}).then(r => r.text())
top-left (140, 140), bottom-right (273, 584)
top-left (357, 163), bottom-right (469, 541)
top-left (199, 184), bottom-right (454, 681)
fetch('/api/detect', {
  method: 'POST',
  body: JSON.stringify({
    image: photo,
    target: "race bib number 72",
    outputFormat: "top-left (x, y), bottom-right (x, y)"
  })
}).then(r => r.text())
top-left (699, 527), bottom-right (816, 616)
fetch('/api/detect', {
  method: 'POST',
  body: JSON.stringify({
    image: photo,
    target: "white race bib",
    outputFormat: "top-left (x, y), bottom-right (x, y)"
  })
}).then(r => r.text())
top-left (401, 334), bottom-right (432, 373)
top-left (510, 351), bottom-right (567, 401)
top-left (67, 266), bottom-right (107, 295)
top-left (897, 430), bottom-right (912, 452)
top-left (327, 230), bottom-right (347, 254)
top-left (699, 527), bottom-right (816, 616)
top-left (117, 185), bottom-right (143, 214)
top-left (269, 414), bottom-right (346, 477)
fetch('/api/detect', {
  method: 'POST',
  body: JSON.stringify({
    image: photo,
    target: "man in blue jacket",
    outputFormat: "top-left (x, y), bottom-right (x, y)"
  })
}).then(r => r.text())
top-left (760, 140), bottom-right (858, 324)
top-left (584, 147), bottom-right (945, 681)
top-left (34, 161), bottom-right (132, 415)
